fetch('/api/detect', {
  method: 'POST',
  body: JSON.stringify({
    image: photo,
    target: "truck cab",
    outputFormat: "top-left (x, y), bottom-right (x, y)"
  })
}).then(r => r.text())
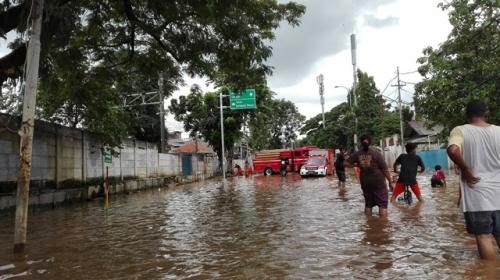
top-left (299, 149), bottom-right (334, 177)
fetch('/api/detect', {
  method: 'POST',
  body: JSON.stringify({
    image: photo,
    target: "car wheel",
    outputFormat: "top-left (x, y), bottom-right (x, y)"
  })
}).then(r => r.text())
top-left (264, 167), bottom-right (273, 176)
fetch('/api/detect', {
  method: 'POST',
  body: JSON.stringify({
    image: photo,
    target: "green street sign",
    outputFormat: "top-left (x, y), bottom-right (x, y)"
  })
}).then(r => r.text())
top-left (229, 89), bottom-right (256, 110)
top-left (104, 153), bottom-right (112, 164)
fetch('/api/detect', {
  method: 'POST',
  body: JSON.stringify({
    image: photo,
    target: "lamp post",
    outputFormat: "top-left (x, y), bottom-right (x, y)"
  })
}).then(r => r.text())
top-left (350, 34), bottom-right (358, 151)
top-left (334, 85), bottom-right (351, 106)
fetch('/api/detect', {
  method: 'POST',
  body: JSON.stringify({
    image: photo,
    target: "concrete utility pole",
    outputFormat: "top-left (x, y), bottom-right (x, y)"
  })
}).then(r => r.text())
top-left (14, 0), bottom-right (44, 253)
top-left (316, 74), bottom-right (326, 128)
top-left (350, 34), bottom-right (358, 151)
top-left (392, 66), bottom-right (405, 149)
top-left (219, 92), bottom-right (226, 180)
top-left (158, 73), bottom-right (165, 153)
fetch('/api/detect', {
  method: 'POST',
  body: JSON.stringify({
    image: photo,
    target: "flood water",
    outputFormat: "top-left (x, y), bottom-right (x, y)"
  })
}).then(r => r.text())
top-left (1, 173), bottom-right (499, 279)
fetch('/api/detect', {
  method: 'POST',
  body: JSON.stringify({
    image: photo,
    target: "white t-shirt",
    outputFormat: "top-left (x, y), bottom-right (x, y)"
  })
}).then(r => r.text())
top-left (448, 124), bottom-right (500, 212)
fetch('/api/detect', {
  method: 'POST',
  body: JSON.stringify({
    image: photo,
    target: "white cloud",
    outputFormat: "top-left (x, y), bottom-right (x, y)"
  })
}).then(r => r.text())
top-left (270, 0), bottom-right (452, 121)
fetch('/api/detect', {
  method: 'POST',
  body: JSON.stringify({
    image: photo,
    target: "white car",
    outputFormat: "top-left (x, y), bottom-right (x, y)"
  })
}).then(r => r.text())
top-left (300, 156), bottom-right (329, 177)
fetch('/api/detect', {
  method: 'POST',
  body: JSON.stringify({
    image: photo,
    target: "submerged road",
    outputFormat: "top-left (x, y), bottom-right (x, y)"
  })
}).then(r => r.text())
top-left (0, 173), bottom-right (499, 279)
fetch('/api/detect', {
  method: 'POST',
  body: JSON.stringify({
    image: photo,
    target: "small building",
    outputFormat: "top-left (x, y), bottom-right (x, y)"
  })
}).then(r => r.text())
top-left (405, 120), bottom-right (444, 150)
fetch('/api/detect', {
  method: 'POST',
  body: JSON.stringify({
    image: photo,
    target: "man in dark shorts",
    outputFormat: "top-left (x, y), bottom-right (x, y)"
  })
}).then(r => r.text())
top-left (335, 148), bottom-right (347, 188)
top-left (390, 143), bottom-right (425, 203)
top-left (447, 101), bottom-right (500, 260)
top-left (345, 135), bottom-right (394, 217)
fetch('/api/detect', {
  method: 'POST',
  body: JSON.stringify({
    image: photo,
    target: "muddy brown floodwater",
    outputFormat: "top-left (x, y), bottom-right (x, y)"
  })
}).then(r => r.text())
top-left (1, 173), bottom-right (499, 279)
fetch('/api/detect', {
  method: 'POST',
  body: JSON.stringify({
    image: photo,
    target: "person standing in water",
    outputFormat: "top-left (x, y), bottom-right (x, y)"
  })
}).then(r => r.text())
top-left (335, 148), bottom-right (347, 188)
top-left (447, 100), bottom-right (500, 260)
top-left (345, 135), bottom-right (394, 217)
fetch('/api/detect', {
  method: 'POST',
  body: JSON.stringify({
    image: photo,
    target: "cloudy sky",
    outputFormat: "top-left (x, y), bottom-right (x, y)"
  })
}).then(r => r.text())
top-left (0, 1), bottom-right (453, 134)
top-left (167, 0), bottom-right (452, 133)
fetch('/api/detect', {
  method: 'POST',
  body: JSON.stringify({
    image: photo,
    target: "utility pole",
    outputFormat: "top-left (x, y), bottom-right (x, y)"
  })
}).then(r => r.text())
top-left (14, 0), bottom-right (44, 253)
top-left (316, 74), bottom-right (325, 128)
top-left (392, 66), bottom-right (405, 150)
top-left (219, 92), bottom-right (226, 180)
top-left (350, 34), bottom-right (359, 151)
top-left (158, 73), bottom-right (165, 153)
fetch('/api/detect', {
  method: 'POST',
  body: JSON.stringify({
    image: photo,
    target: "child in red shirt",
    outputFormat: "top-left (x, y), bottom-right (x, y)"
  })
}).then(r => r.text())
top-left (431, 165), bottom-right (447, 188)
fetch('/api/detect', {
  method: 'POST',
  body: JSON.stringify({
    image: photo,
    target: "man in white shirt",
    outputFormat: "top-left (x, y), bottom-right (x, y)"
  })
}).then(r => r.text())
top-left (447, 100), bottom-right (500, 260)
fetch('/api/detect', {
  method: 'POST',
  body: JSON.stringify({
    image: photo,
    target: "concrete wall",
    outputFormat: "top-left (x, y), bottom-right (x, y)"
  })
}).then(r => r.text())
top-left (0, 114), bottom-right (218, 186)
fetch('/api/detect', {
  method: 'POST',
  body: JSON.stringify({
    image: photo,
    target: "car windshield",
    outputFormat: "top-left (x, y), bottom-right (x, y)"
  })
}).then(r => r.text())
top-left (307, 157), bottom-right (325, 165)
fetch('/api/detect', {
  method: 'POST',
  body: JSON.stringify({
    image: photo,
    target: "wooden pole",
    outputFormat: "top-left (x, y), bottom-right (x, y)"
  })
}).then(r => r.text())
top-left (14, 0), bottom-right (44, 253)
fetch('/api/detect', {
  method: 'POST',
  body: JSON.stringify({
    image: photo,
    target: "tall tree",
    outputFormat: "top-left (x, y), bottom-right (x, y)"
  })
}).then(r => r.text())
top-left (0, 0), bottom-right (305, 146)
top-left (415, 0), bottom-right (499, 134)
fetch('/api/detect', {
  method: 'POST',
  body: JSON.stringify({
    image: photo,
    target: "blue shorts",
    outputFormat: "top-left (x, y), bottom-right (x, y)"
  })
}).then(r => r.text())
top-left (464, 211), bottom-right (500, 236)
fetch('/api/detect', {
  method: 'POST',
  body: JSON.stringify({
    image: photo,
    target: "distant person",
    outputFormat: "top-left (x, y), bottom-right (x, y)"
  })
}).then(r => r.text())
top-left (390, 143), bottom-right (425, 203)
top-left (345, 135), bottom-right (394, 217)
top-left (335, 149), bottom-right (347, 188)
top-left (431, 165), bottom-right (447, 188)
top-left (244, 161), bottom-right (253, 177)
top-left (280, 157), bottom-right (289, 176)
top-left (447, 100), bottom-right (500, 260)
top-left (234, 164), bottom-right (243, 176)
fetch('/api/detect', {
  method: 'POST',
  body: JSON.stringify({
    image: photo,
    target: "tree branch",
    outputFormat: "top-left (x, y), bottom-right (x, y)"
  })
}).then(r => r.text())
top-left (121, 0), bottom-right (180, 63)
top-left (0, 45), bottom-right (27, 84)
top-left (0, 3), bottom-right (25, 37)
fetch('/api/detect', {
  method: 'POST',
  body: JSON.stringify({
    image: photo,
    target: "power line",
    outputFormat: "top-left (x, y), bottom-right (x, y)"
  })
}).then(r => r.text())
top-left (401, 88), bottom-right (415, 96)
top-left (400, 80), bottom-right (418, 85)
top-left (380, 75), bottom-right (397, 95)
top-left (399, 70), bottom-right (419, 75)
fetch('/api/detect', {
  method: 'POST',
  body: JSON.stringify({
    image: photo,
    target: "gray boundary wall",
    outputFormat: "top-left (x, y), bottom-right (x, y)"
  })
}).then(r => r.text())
top-left (0, 114), bottom-right (218, 184)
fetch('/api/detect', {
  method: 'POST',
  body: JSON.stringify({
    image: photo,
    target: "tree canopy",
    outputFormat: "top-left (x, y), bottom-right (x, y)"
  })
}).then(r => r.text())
top-left (0, 0), bottom-right (305, 146)
top-left (247, 98), bottom-right (305, 150)
top-left (415, 0), bottom-right (499, 134)
top-left (300, 70), bottom-right (404, 150)
top-left (169, 84), bottom-right (274, 167)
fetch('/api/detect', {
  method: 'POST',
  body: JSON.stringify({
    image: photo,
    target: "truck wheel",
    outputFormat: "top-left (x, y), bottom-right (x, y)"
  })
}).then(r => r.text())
top-left (264, 167), bottom-right (273, 176)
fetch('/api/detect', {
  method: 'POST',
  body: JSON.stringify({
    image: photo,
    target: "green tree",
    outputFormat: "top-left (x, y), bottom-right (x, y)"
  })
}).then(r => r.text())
top-left (169, 84), bottom-right (274, 168)
top-left (415, 0), bottom-right (499, 134)
top-left (0, 0), bottom-right (305, 146)
top-left (301, 70), bottom-right (402, 150)
top-left (248, 98), bottom-right (305, 150)
top-left (300, 102), bottom-right (353, 149)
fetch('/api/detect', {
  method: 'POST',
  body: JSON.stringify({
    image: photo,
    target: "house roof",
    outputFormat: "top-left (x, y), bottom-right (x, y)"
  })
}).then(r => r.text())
top-left (407, 120), bottom-right (443, 136)
top-left (175, 142), bottom-right (215, 154)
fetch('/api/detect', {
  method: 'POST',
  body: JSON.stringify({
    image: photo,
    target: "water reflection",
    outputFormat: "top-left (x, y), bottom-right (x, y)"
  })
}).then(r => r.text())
top-left (0, 173), bottom-right (498, 279)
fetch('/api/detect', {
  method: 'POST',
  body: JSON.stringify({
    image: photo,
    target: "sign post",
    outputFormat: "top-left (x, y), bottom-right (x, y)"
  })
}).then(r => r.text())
top-left (219, 89), bottom-right (257, 181)
top-left (103, 151), bottom-right (112, 209)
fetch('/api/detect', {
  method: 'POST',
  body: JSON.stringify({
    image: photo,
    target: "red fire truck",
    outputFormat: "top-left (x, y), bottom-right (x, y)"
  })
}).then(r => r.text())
top-left (253, 146), bottom-right (319, 175)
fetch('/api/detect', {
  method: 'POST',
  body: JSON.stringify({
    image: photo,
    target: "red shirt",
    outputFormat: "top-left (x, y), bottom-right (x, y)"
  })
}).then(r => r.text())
top-left (433, 170), bottom-right (446, 180)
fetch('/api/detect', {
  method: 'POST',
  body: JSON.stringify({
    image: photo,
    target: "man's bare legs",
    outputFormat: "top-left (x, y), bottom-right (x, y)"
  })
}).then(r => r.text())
top-left (364, 207), bottom-right (387, 218)
top-left (379, 207), bottom-right (388, 218)
top-left (476, 234), bottom-right (497, 260)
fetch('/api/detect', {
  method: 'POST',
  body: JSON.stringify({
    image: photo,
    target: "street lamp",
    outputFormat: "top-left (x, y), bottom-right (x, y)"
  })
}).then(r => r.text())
top-left (334, 85), bottom-right (351, 106)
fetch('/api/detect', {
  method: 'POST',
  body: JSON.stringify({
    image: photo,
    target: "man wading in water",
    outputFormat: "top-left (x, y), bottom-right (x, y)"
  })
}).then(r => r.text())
top-left (447, 101), bottom-right (500, 260)
top-left (345, 135), bottom-right (394, 217)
